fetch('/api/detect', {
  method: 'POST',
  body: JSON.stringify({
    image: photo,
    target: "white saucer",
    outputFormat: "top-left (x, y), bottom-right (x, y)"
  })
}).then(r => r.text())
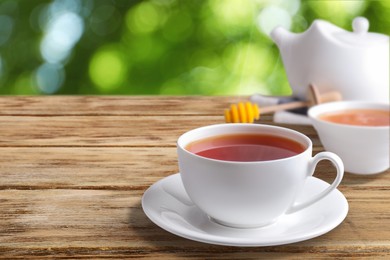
top-left (142, 173), bottom-right (348, 247)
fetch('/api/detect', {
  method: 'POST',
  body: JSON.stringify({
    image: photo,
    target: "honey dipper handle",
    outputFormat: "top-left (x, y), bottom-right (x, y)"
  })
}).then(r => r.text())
top-left (307, 84), bottom-right (342, 105)
top-left (317, 91), bottom-right (342, 104)
top-left (257, 85), bottom-right (342, 116)
top-left (259, 100), bottom-right (308, 114)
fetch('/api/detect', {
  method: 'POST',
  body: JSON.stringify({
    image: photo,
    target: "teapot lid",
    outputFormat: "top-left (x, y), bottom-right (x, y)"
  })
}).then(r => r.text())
top-left (333, 17), bottom-right (388, 47)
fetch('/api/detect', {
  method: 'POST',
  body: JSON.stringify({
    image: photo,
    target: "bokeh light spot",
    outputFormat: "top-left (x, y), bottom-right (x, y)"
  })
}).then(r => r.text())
top-left (13, 73), bottom-right (39, 95)
top-left (89, 48), bottom-right (127, 92)
top-left (267, 0), bottom-right (301, 16)
top-left (125, 2), bottom-right (162, 34)
top-left (223, 42), bottom-right (271, 78)
top-left (50, 0), bottom-right (82, 14)
top-left (40, 11), bottom-right (84, 63)
top-left (124, 34), bottom-right (166, 63)
top-left (162, 10), bottom-right (193, 42)
top-left (90, 4), bottom-right (121, 36)
top-left (308, 0), bottom-right (367, 27)
top-left (209, 0), bottom-right (255, 27)
top-left (207, 0), bottom-right (255, 35)
top-left (35, 63), bottom-right (64, 94)
top-left (0, 56), bottom-right (3, 80)
top-left (257, 6), bottom-right (291, 36)
top-left (0, 15), bottom-right (14, 46)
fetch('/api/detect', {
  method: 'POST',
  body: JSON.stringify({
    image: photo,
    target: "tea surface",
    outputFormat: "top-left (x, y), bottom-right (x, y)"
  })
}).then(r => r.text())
top-left (185, 134), bottom-right (305, 162)
top-left (319, 109), bottom-right (390, 126)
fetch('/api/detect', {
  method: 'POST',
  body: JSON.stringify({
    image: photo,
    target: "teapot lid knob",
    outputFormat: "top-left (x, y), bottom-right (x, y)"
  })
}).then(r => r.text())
top-left (352, 17), bottom-right (369, 34)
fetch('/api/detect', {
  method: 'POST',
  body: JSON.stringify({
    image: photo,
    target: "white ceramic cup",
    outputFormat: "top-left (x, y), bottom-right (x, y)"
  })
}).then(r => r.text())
top-left (308, 101), bottom-right (390, 175)
top-left (177, 124), bottom-right (344, 228)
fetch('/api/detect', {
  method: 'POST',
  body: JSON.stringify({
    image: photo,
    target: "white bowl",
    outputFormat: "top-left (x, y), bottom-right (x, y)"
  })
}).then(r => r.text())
top-left (308, 101), bottom-right (389, 175)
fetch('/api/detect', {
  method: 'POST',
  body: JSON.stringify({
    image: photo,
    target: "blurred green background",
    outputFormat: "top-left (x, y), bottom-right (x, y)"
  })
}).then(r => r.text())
top-left (0, 0), bottom-right (389, 95)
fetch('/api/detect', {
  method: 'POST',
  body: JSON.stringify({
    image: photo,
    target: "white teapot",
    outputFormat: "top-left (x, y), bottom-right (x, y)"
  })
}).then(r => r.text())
top-left (271, 17), bottom-right (389, 103)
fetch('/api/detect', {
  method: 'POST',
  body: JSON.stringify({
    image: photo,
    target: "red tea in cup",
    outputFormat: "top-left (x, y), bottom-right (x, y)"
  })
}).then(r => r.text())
top-left (185, 134), bottom-right (305, 162)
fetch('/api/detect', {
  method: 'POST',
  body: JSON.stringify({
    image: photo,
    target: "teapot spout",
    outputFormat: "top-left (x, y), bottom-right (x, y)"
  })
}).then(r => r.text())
top-left (270, 26), bottom-right (295, 47)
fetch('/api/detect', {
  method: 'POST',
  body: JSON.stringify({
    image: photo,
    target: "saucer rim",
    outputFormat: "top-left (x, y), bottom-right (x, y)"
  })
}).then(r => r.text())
top-left (142, 173), bottom-right (349, 247)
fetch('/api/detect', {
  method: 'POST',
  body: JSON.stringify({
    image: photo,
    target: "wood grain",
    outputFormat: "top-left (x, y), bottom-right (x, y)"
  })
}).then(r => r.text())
top-left (0, 96), bottom-right (235, 116)
top-left (0, 189), bottom-right (389, 258)
top-left (0, 96), bottom-right (388, 259)
top-left (0, 116), bottom-right (321, 148)
top-left (0, 148), bottom-right (388, 189)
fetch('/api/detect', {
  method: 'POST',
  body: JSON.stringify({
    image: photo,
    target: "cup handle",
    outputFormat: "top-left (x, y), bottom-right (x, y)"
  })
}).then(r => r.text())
top-left (286, 152), bottom-right (344, 214)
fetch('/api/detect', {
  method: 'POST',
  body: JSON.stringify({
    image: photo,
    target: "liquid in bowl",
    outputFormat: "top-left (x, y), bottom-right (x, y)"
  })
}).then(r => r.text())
top-left (319, 109), bottom-right (390, 126)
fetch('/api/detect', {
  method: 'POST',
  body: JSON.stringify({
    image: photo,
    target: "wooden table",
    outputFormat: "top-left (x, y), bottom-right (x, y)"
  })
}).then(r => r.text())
top-left (0, 96), bottom-right (389, 259)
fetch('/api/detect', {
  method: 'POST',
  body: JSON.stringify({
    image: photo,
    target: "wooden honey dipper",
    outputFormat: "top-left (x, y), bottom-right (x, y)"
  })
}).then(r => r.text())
top-left (224, 84), bottom-right (342, 123)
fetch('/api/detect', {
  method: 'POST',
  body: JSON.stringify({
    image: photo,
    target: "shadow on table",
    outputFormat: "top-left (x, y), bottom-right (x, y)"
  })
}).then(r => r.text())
top-left (343, 171), bottom-right (388, 186)
top-left (127, 200), bottom-right (316, 257)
